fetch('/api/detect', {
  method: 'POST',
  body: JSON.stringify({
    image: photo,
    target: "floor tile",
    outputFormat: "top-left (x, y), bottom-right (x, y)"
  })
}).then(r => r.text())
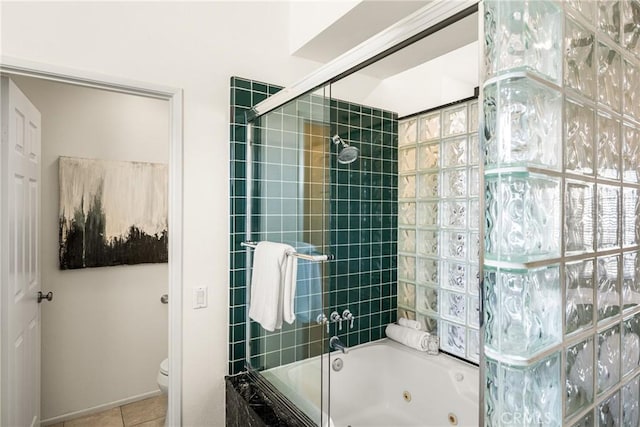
top-left (121, 395), bottom-right (167, 426)
top-left (131, 417), bottom-right (165, 427)
top-left (64, 407), bottom-right (123, 427)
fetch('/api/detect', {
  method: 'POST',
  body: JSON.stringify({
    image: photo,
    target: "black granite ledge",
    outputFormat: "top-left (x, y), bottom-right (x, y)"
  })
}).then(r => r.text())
top-left (226, 371), bottom-right (316, 427)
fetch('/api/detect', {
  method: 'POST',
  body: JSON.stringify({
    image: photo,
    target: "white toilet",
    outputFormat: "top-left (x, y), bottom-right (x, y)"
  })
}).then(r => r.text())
top-left (157, 358), bottom-right (169, 393)
top-left (157, 358), bottom-right (169, 425)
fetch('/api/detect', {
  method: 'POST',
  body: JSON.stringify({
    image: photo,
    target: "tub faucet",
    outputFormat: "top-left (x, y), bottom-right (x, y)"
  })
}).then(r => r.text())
top-left (329, 336), bottom-right (349, 354)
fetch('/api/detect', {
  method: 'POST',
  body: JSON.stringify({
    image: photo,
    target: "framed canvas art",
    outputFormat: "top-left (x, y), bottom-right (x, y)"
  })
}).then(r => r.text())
top-left (58, 156), bottom-right (168, 269)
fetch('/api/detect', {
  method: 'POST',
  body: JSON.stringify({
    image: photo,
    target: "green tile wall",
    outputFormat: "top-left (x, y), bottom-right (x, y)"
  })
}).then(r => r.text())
top-left (229, 77), bottom-right (282, 374)
top-left (229, 76), bottom-right (398, 374)
top-left (328, 104), bottom-right (398, 348)
top-left (246, 89), bottom-right (332, 372)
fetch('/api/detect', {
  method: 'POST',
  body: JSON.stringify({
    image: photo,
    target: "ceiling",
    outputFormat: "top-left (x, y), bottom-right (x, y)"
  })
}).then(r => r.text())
top-left (288, 1), bottom-right (480, 114)
top-left (291, 0), bottom-right (432, 68)
top-left (357, 11), bottom-right (478, 79)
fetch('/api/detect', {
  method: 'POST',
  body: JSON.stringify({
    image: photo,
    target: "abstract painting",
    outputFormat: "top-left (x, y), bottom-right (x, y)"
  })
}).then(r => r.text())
top-left (58, 156), bottom-right (168, 269)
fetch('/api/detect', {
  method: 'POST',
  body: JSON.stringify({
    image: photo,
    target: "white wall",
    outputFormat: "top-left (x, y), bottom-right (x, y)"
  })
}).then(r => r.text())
top-left (11, 76), bottom-right (170, 422)
top-left (1, 2), bottom-right (322, 425)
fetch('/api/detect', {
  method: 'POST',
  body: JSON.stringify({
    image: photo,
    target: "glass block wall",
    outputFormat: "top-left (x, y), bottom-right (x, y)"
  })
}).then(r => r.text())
top-left (397, 98), bottom-right (481, 363)
top-left (483, 1), bottom-right (640, 426)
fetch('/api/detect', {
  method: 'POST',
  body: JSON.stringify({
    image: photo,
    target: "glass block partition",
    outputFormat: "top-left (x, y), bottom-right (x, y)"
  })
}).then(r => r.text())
top-left (397, 97), bottom-right (480, 363)
top-left (482, 1), bottom-right (640, 426)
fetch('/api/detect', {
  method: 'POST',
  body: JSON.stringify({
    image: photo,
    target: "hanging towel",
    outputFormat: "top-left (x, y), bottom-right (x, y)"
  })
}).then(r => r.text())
top-left (249, 241), bottom-right (298, 331)
top-left (385, 324), bottom-right (430, 352)
top-left (292, 242), bottom-right (323, 323)
top-left (281, 247), bottom-right (298, 326)
top-left (398, 317), bottom-right (422, 330)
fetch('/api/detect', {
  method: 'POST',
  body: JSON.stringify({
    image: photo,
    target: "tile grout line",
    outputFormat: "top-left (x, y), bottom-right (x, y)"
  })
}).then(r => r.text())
top-left (129, 416), bottom-right (165, 427)
top-left (55, 396), bottom-right (166, 427)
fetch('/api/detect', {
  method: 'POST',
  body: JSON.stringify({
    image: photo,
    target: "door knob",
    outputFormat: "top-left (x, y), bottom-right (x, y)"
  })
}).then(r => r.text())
top-left (160, 294), bottom-right (169, 304)
top-left (37, 291), bottom-right (53, 303)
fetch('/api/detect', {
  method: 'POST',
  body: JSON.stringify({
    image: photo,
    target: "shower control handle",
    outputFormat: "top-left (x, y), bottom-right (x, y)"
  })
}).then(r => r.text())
top-left (330, 311), bottom-right (343, 330)
top-left (342, 309), bottom-right (354, 329)
top-left (317, 313), bottom-right (329, 333)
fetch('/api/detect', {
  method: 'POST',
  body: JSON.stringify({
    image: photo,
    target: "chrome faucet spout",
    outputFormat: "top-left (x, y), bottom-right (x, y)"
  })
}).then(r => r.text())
top-left (329, 336), bottom-right (349, 354)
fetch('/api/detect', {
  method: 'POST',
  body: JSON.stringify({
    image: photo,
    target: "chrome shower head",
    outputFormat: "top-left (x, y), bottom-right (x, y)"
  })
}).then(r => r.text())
top-left (337, 146), bottom-right (359, 164)
top-left (331, 134), bottom-right (359, 165)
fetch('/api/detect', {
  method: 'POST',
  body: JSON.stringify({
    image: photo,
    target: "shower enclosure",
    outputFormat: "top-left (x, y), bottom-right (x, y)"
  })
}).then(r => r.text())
top-left (229, 0), bottom-right (640, 425)
top-left (240, 82), bottom-right (399, 425)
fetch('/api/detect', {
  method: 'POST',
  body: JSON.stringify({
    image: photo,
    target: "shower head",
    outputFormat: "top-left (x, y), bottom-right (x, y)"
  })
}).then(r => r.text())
top-left (331, 134), bottom-right (359, 165)
top-left (337, 146), bottom-right (359, 164)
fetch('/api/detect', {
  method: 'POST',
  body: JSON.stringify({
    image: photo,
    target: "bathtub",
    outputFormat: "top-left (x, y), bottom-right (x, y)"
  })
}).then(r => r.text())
top-left (261, 338), bottom-right (479, 427)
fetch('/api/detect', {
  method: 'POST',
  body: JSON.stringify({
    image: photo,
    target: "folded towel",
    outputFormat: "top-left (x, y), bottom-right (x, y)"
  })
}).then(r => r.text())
top-left (398, 317), bottom-right (422, 330)
top-left (249, 242), bottom-right (298, 331)
top-left (385, 324), bottom-right (430, 351)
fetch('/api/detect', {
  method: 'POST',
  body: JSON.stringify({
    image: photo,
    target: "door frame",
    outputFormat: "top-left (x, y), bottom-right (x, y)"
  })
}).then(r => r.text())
top-left (0, 55), bottom-right (184, 426)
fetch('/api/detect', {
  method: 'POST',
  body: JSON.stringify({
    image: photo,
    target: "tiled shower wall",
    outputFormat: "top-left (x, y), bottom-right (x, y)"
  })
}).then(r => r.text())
top-left (229, 77), bottom-right (282, 374)
top-left (329, 101), bottom-right (399, 349)
top-left (229, 77), bottom-right (398, 374)
top-left (483, 1), bottom-right (640, 426)
top-left (397, 98), bottom-right (480, 363)
top-left (246, 90), bottom-right (331, 372)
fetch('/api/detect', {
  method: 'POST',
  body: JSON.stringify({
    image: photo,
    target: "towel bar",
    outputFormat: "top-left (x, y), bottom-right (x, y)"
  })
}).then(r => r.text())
top-left (241, 241), bottom-right (334, 261)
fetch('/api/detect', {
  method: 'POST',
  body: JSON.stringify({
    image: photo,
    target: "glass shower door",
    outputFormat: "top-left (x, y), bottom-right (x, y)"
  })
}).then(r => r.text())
top-left (245, 86), bottom-right (332, 426)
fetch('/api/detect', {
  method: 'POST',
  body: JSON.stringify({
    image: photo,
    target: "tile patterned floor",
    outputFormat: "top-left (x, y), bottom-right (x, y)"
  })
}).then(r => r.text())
top-left (49, 395), bottom-right (166, 427)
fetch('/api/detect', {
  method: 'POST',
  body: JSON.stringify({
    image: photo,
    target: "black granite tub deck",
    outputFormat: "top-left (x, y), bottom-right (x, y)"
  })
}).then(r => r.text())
top-left (226, 371), bottom-right (317, 427)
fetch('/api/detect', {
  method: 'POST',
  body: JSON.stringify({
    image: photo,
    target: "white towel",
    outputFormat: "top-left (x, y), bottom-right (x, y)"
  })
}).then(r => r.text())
top-left (398, 317), bottom-right (422, 330)
top-left (248, 242), bottom-right (298, 331)
top-left (385, 324), bottom-right (430, 352)
top-left (291, 242), bottom-right (323, 323)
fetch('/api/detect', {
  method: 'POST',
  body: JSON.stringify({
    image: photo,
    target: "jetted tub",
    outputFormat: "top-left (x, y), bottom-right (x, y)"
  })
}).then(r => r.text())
top-left (262, 338), bottom-right (479, 427)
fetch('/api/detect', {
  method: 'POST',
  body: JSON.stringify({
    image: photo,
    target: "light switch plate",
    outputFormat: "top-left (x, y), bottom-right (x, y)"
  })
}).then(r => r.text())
top-left (193, 286), bottom-right (207, 309)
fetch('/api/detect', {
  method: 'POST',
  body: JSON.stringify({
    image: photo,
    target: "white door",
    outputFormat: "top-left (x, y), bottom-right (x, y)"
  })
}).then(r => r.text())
top-left (1, 77), bottom-right (42, 427)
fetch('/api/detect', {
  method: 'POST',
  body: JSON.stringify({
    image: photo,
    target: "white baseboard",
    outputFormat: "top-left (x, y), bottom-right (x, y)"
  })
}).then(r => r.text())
top-left (41, 389), bottom-right (163, 426)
